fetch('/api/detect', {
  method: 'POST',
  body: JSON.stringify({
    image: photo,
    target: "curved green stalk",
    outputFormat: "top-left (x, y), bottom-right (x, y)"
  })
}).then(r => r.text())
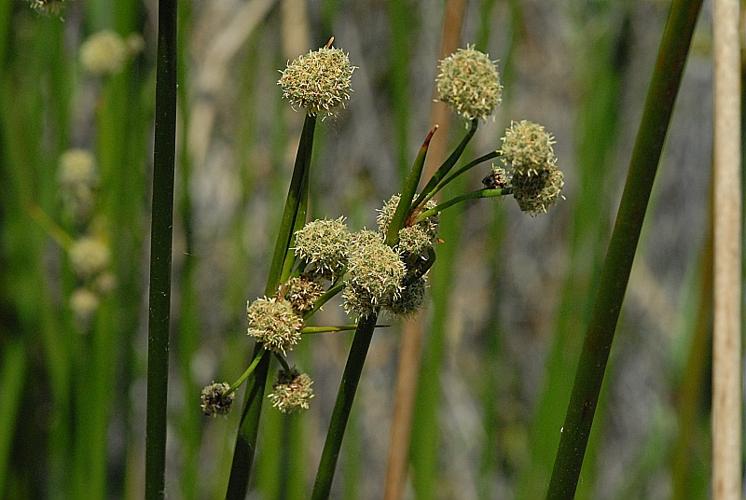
top-left (419, 150), bottom-right (499, 207)
top-left (145, 1), bottom-right (178, 498)
top-left (546, 1), bottom-right (703, 497)
top-left (415, 188), bottom-right (511, 222)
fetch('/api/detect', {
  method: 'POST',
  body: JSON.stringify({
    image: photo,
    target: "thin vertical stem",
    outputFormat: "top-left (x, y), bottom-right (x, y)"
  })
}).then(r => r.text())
top-left (712, 0), bottom-right (742, 498)
top-left (545, 0), bottom-right (703, 497)
top-left (145, 1), bottom-right (178, 498)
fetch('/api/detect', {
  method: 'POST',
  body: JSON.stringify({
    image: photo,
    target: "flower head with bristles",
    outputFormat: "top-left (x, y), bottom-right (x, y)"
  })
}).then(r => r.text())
top-left (376, 194), bottom-right (439, 256)
top-left (80, 30), bottom-right (129, 76)
top-left (294, 217), bottom-right (351, 276)
top-left (281, 276), bottom-right (325, 314)
top-left (278, 46), bottom-right (355, 118)
top-left (28, 0), bottom-right (66, 15)
top-left (436, 45), bottom-right (502, 121)
top-left (268, 368), bottom-right (314, 414)
top-left (247, 297), bottom-right (303, 354)
top-left (343, 238), bottom-right (406, 318)
top-left (69, 237), bottom-right (110, 280)
top-left (387, 276), bottom-right (428, 316)
top-left (200, 382), bottom-right (235, 417)
top-left (499, 120), bottom-right (557, 174)
top-left (512, 166), bottom-right (565, 216)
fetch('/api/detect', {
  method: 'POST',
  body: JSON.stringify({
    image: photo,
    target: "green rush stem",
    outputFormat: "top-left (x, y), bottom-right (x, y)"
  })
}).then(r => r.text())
top-left (302, 324), bottom-right (389, 334)
top-left (411, 119), bottom-right (478, 211)
top-left (545, 0), bottom-right (703, 498)
top-left (227, 113), bottom-right (317, 498)
top-left (385, 125), bottom-right (438, 245)
top-left (228, 350), bottom-right (265, 394)
top-left (273, 352), bottom-right (291, 372)
top-left (145, 1), bottom-right (178, 498)
top-left (419, 150), bottom-right (500, 207)
top-left (311, 313), bottom-right (378, 499)
top-left (26, 204), bottom-right (74, 250)
top-left (415, 188), bottom-right (511, 222)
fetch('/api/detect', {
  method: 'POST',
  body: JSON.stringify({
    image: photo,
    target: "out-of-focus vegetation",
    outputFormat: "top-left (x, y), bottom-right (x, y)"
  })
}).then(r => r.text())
top-left (0, 0), bottom-right (717, 498)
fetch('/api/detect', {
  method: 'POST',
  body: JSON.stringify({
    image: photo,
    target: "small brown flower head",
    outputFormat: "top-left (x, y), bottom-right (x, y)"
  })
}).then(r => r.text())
top-left (387, 276), bottom-right (428, 316)
top-left (512, 166), bottom-right (564, 216)
top-left (247, 297), bottom-right (303, 354)
top-left (482, 164), bottom-right (511, 189)
top-left (345, 238), bottom-right (405, 315)
top-left (281, 276), bottom-right (325, 314)
top-left (294, 217), bottom-right (351, 276)
top-left (69, 287), bottom-right (99, 324)
top-left (278, 47), bottom-right (355, 118)
top-left (80, 30), bottom-right (128, 76)
top-left (28, 0), bottom-right (66, 15)
top-left (499, 120), bottom-right (557, 174)
top-left (436, 45), bottom-right (502, 121)
top-left (268, 368), bottom-right (314, 414)
top-left (69, 237), bottom-right (110, 280)
top-left (376, 194), bottom-right (439, 244)
top-left (200, 382), bottom-right (235, 417)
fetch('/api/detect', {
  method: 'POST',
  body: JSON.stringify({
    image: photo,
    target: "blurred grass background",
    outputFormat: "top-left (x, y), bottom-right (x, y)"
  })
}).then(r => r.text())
top-left (0, 0), bottom-right (721, 498)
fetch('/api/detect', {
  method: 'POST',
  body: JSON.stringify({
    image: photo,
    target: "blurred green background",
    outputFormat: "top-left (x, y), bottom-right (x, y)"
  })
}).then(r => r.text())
top-left (0, 0), bottom-right (719, 498)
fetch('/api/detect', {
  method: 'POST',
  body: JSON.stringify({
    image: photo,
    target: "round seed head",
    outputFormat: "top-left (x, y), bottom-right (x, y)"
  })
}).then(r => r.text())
top-left (500, 120), bottom-right (557, 174)
top-left (80, 30), bottom-right (128, 76)
top-left (388, 276), bottom-right (428, 316)
top-left (436, 45), bottom-right (502, 121)
top-left (342, 285), bottom-right (377, 319)
top-left (294, 217), bottom-right (351, 276)
top-left (69, 237), bottom-right (110, 280)
top-left (69, 287), bottom-right (99, 324)
top-left (281, 276), bottom-right (325, 314)
top-left (346, 238), bottom-right (405, 306)
top-left (58, 149), bottom-right (97, 189)
top-left (247, 297), bottom-right (303, 354)
top-left (376, 194), bottom-right (439, 242)
top-left (349, 229), bottom-right (384, 250)
top-left (268, 368), bottom-right (314, 414)
top-left (278, 47), bottom-right (355, 118)
top-left (397, 225), bottom-right (433, 257)
top-left (512, 166), bottom-right (564, 216)
top-left (200, 382), bottom-right (235, 417)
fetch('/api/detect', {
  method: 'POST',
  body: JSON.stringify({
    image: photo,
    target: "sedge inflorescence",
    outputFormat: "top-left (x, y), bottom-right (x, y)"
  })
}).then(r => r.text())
top-left (436, 45), bottom-right (502, 122)
top-left (200, 382), bottom-right (235, 417)
top-left (278, 47), bottom-right (355, 119)
top-left (80, 30), bottom-right (144, 76)
top-left (268, 368), bottom-right (314, 414)
top-left (293, 217), bottom-right (351, 277)
top-left (247, 297), bottom-right (303, 354)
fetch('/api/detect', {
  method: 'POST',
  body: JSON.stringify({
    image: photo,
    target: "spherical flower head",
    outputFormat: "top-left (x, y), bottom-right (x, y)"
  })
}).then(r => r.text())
top-left (247, 297), bottom-right (303, 354)
top-left (342, 285), bottom-right (376, 319)
top-left (69, 237), bottom-right (110, 280)
top-left (388, 276), bottom-right (427, 316)
top-left (28, 0), bottom-right (66, 15)
top-left (268, 368), bottom-right (314, 414)
top-left (436, 45), bottom-right (502, 121)
top-left (294, 217), bottom-right (351, 276)
top-left (349, 229), bottom-right (383, 250)
top-left (376, 194), bottom-right (439, 243)
top-left (70, 287), bottom-right (99, 324)
top-left (512, 166), bottom-right (564, 216)
top-left (80, 30), bottom-right (128, 76)
top-left (200, 382), bottom-right (235, 417)
top-left (482, 164), bottom-right (511, 189)
top-left (346, 238), bottom-right (405, 306)
top-left (125, 34), bottom-right (145, 56)
top-left (278, 47), bottom-right (355, 118)
top-left (58, 149), bottom-right (97, 189)
top-left (500, 120), bottom-right (557, 174)
top-left (281, 276), bottom-right (325, 314)
top-left (397, 225), bottom-right (434, 257)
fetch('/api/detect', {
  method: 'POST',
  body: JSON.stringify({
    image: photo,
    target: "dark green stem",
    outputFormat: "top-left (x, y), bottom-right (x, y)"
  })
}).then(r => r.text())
top-left (412, 119), bottom-right (478, 210)
top-left (415, 188), bottom-right (511, 222)
top-left (419, 150), bottom-right (499, 206)
top-left (145, 1), bottom-right (177, 498)
top-left (311, 313), bottom-right (378, 499)
top-left (226, 113), bottom-right (317, 498)
top-left (546, 1), bottom-right (702, 498)
top-left (304, 279), bottom-right (346, 318)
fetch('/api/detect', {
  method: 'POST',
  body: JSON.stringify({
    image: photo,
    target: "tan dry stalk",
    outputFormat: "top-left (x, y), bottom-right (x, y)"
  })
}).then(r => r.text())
top-left (713, 0), bottom-right (742, 498)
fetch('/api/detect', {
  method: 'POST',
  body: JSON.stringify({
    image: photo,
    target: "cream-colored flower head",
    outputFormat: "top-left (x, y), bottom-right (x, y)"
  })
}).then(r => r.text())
top-left (294, 217), bottom-right (351, 276)
top-left (200, 382), bottom-right (235, 417)
top-left (511, 167), bottom-right (564, 215)
top-left (281, 276), bottom-right (325, 314)
top-left (80, 30), bottom-right (128, 76)
top-left (343, 238), bottom-right (405, 318)
top-left (69, 237), bottom-right (110, 280)
top-left (376, 194), bottom-right (439, 256)
top-left (70, 287), bottom-right (99, 324)
top-left (278, 46), bottom-right (355, 118)
top-left (29, 0), bottom-right (66, 15)
top-left (268, 368), bottom-right (314, 414)
top-left (436, 45), bottom-right (502, 121)
top-left (59, 149), bottom-right (97, 189)
top-left (246, 297), bottom-right (303, 354)
top-left (499, 120), bottom-right (557, 174)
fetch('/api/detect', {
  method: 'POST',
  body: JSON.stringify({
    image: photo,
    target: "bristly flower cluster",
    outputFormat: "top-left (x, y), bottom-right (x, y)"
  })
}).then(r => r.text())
top-left (28, 0), bottom-right (66, 15)
top-left (436, 45), bottom-right (502, 122)
top-left (246, 297), bottom-right (303, 354)
top-left (200, 382), bottom-right (235, 417)
top-left (268, 368), bottom-right (314, 414)
top-left (278, 47), bottom-right (355, 119)
top-left (293, 217), bottom-right (352, 277)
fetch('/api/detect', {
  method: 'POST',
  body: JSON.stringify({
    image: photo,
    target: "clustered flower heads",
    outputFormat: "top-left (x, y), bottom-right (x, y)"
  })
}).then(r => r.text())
top-left (436, 45), bottom-right (503, 122)
top-left (59, 149), bottom-right (98, 221)
top-left (376, 194), bottom-right (439, 257)
top-left (389, 276), bottom-right (428, 316)
top-left (498, 120), bottom-right (565, 215)
top-left (268, 368), bottom-right (314, 414)
top-left (80, 30), bottom-right (143, 76)
top-left (281, 276), bottom-right (325, 314)
top-left (200, 382), bottom-right (235, 417)
top-left (293, 217), bottom-right (351, 276)
top-left (69, 236), bottom-right (111, 280)
top-left (278, 47), bottom-right (355, 118)
top-left (343, 237), bottom-right (406, 318)
top-left (247, 297), bottom-right (303, 354)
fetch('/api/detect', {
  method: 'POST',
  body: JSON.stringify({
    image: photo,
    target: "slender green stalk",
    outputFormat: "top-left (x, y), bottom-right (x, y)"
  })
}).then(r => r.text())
top-left (145, 1), bottom-right (178, 498)
top-left (311, 313), bottom-right (378, 499)
top-left (415, 188), bottom-right (510, 222)
top-left (419, 150), bottom-right (499, 206)
top-left (546, 1), bottom-right (703, 497)
top-left (305, 279), bottom-right (346, 318)
top-left (226, 113), bottom-right (317, 498)
top-left (302, 324), bottom-right (389, 334)
top-left (227, 351), bottom-right (265, 393)
top-left (0, 339), bottom-right (25, 496)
